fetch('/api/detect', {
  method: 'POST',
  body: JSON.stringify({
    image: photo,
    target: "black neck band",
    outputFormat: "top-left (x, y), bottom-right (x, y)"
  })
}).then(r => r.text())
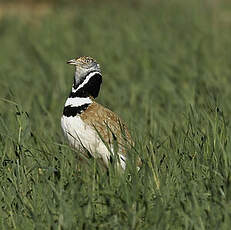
top-left (63, 104), bottom-right (91, 117)
top-left (69, 73), bottom-right (102, 98)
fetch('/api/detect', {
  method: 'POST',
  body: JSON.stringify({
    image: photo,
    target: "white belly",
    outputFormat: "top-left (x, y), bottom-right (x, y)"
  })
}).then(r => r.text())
top-left (61, 115), bottom-right (111, 165)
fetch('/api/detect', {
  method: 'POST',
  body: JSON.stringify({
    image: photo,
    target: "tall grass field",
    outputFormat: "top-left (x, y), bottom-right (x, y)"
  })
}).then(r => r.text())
top-left (0, 0), bottom-right (231, 229)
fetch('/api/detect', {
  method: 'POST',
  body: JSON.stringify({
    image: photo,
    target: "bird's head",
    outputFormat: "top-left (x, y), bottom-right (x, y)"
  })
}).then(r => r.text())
top-left (67, 56), bottom-right (101, 76)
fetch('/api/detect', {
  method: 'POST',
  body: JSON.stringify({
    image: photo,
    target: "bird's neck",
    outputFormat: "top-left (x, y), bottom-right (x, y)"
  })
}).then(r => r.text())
top-left (63, 71), bottom-right (102, 117)
top-left (70, 71), bottom-right (102, 98)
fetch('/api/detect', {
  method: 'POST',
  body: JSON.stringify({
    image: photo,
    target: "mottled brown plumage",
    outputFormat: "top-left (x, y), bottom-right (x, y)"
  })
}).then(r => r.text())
top-left (80, 100), bottom-right (133, 155)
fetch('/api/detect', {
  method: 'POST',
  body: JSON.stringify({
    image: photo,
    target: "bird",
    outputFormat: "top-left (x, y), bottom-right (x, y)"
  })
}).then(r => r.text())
top-left (61, 56), bottom-right (136, 170)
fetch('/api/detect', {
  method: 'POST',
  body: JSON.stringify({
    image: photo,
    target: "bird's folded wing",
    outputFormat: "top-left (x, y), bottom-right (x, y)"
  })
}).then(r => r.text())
top-left (80, 101), bottom-right (133, 153)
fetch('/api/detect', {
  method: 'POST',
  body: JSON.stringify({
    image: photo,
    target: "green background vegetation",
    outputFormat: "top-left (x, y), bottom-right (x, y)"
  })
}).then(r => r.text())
top-left (0, 0), bottom-right (231, 229)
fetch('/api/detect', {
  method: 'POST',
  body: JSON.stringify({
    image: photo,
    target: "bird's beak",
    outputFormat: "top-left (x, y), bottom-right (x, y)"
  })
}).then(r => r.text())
top-left (66, 59), bottom-right (77, 65)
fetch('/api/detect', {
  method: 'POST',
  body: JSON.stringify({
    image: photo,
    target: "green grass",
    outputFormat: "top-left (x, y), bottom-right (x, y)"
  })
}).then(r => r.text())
top-left (0, 0), bottom-right (231, 229)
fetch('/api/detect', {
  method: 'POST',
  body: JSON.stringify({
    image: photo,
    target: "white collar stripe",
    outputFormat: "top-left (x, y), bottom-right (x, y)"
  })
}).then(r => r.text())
top-left (65, 97), bottom-right (92, 107)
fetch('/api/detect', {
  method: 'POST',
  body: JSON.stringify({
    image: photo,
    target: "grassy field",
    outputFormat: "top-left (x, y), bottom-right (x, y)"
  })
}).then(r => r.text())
top-left (0, 0), bottom-right (231, 229)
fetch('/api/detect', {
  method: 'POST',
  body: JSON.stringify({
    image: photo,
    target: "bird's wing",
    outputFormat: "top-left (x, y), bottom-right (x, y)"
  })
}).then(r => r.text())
top-left (80, 101), bottom-right (133, 154)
